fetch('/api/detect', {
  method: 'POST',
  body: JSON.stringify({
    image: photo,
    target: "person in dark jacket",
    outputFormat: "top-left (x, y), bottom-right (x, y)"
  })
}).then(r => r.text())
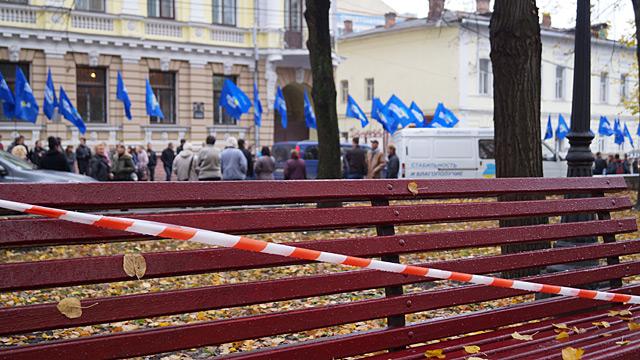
top-left (75, 137), bottom-right (92, 175)
top-left (111, 144), bottom-right (136, 181)
top-left (237, 139), bottom-right (254, 179)
top-left (386, 144), bottom-right (399, 179)
top-left (161, 142), bottom-right (176, 181)
top-left (29, 140), bottom-right (45, 166)
top-left (606, 154), bottom-right (629, 175)
top-left (176, 139), bottom-right (186, 155)
top-left (344, 137), bottom-right (367, 179)
top-left (39, 137), bottom-right (71, 172)
top-left (593, 152), bottom-right (607, 175)
top-left (89, 143), bottom-right (112, 181)
top-left (284, 150), bottom-right (306, 180)
top-left (147, 143), bottom-right (157, 181)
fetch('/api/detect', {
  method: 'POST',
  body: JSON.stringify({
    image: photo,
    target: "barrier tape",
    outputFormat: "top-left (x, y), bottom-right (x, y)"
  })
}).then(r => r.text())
top-left (1, 198), bottom-right (638, 304)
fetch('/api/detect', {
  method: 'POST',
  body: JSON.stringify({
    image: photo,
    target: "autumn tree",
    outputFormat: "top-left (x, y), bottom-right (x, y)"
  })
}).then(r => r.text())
top-left (304, 0), bottom-right (342, 179)
top-left (490, 0), bottom-right (548, 276)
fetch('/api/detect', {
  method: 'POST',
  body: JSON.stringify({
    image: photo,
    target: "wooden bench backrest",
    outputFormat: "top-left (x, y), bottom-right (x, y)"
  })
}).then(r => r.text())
top-left (0, 178), bottom-right (637, 359)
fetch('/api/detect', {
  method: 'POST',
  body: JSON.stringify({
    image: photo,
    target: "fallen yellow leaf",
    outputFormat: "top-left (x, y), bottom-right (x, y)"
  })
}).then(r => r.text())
top-left (616, 340), bottom-right (630, 346)
top-left (561, 347), bottom-right (585, 360)
top-left (407, 182), bottom-right (419, 195)
top-left (572, 327), bottom-right (587, 334)
top-left (601, 333), bottom-right (613, 337)
top-left (511, 331), bottom-right (534, 341)
top-left (424, 349), bottom-right (445, 358)
top-left (463, 345), bottom-right (480, 354)
top-left (592, 321), bottom-right (611, 328)
top-left (556, 331), bottom-right (570, 341)
top-left (553, 323), bottom-right (569, 330)
top-left (196, 311), bottom-right (207, 321)
top-left (467, 357), bottom-right (488, 360)
top-left (123, 253), bottom-right (147, 279)
top-left (628, 322), bottom-right (640, 331)
top-left (56, 297), bottom-right (82, 319)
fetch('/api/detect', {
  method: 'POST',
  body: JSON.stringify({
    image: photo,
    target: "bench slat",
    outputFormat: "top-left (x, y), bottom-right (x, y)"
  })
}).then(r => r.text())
top-left (3, 240), bottom-right (640, 336)
top-left (232, 284), bottom-right (640, 360)
top-left (2, 218), bottom-right (635, 291)
top-left (0, 197), bottom-right (631, 247)
top-left (0, 177), bottom-right (627, 210)
top-left (1, 264), bottom-right (637, 359)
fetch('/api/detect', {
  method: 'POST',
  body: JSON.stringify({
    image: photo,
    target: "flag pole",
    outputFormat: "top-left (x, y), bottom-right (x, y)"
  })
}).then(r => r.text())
top-left (252, 0), bottom-right (260, 155)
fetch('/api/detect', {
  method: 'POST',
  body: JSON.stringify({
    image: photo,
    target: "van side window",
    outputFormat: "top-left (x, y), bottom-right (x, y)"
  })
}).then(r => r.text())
top-left (303, 146), bottom-right (319, 160)
top-left (478, 139), bottom-right (494, 159)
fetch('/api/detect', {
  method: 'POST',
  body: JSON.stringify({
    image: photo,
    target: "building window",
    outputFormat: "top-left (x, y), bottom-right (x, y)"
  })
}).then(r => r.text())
top-left (76, 67), bottom-right (107, 124)
top-left (149, 71), bottom-right (176, 124)
top-left (75, 0), bottom-right (105, 12)
top-left (285, 0), bottom-right (303, 31)
top-left (478, 58), bottom-right (492, 95)
top-left (148, 0), bottom-right (174, 19)
top-left (600, 72), bottom-right (609, 103)
top-left (365, 78), bottom-right (374, 101)
top-left (340, 80), bottom-right (348, 103)
top-left (213, 74), bottom-right (238, 125)
top-left (213, 0), bottom-right (236, 26)
top-left (555, 66), bottom-right (565, 100)
top-left (0, 62), bottom-right (30, 122)
top-left (2, 0), bottom-right (29, 4)
top-left (621, 73), bottom-right (630, 101)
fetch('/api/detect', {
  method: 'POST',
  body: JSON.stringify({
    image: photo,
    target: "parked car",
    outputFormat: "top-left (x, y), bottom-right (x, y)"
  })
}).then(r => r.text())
top-left (0, 150), bottom-right (96, 183)
top-left (272, 141), bottom-right (371, 180)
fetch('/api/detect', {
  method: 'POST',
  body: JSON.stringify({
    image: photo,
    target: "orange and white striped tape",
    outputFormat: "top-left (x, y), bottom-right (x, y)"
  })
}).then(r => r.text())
top-left (0, 198), bottom-right (637, 304)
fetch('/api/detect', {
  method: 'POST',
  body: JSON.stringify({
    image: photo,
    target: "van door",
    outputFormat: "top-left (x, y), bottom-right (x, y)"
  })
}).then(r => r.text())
top-left (478, 139), bottom-right (496, 178)
top-left (431, 137), bottom-right (477, 178)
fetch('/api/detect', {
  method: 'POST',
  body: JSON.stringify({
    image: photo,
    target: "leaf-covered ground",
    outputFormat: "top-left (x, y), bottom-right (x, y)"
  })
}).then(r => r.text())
top-left (2, 192), bottom-right (640, 359)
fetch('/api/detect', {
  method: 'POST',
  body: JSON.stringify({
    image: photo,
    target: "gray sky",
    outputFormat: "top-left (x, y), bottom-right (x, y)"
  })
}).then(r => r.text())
top-left (384, 0), bottom-right (635, 40)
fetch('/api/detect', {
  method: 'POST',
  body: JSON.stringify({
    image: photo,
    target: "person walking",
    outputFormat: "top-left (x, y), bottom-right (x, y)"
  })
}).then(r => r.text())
top-left (161, 142), bottom-right (176, 181)
top-left (344, 137), bottom-right (367, 179)
top-left (197, 135), bottom-right (222, 181)
top-left (284, 150), bottom-right (306, 180)
top-left (238, 139), bottom-right (254, 179)
top-left (593, 152), bottom-right (607, 175)
top-left (136, 145), bottom-right (149, 181)
top-left (606, 154), bottom-right (629, 175)
top-left (220, 137), bottom-right (247, 180)
top-left (176, 138), bottom-right (186, 155)
top-left (89, 143), bottom-right (112, 181)
top-left (386, 144), bottom-right (399, 179)
top-left (111, 144), bottom-right (136, 181)
top-left (254, 146), bottom-right (276, 180)
top-left (147, 143), bottom-right (157, 181)
top-left (29, 140), bottom-right (45, 166)
top-left (366, 139), bottom-right (386, 179)
top-left (172, 142), bottom-right (198, 181)
top-left (39, 137), bottom-right (70, 172)
top-left (65, 145), bottom-right (76, 173)
top-left (75, 137), bottom-right (92, 175)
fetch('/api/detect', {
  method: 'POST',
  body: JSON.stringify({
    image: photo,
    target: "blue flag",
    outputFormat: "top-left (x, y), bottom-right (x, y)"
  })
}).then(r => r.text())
top-left (253, 82), bottom-right (262, 127)
top-left (13, 67), bottom-right (38, 123)
top-left (555, 114), bottom-right (569, 140)
top-left (428, 102), bottom-right (459, 128)
top-left (614, 118), bottom-right (624, 145)
top-left (543, 115), bottom-right (553, 140)
top-left (59, 86), bottom-right (86, 134)
top-left (598, 116), bottom-right (613, 136)
top-left (116, 71), bottom-right (132, 120)
top-left (43, 68), bottom-right (58, 120)
top-left (409, 101), bottom-right (426, 127)
top-left (220, 79), bottom-right (251, 120)
top-left (274, 86), bottom-right (287, 129)
top-left (303, 90), bottom-right (317, 129)
top-left (0, 72), bottom-right (15, 118)
top-left (345, 95), bottom-right (369, 127)
top-left (145, 79), bottom-right (164, 119)
top-left (371, 97), bottom-right (395, 134)
top-left (385, 95), bottom-right (415, 128)
top-left (624, 122), bottom-right (634, 148)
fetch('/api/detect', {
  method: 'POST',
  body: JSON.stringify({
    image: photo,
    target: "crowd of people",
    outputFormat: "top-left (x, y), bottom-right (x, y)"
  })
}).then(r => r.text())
top-left (343, 137), bottom-right (399, 179)
top-left (593, 152), bottom-right (639, 175)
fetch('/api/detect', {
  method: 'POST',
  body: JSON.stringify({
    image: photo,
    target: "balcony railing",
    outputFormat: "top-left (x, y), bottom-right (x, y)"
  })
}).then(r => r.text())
top-left (210, 26), bottom-right (246, 44)
top-left (145, 20), bottom-right (183, 38)
top-left (0, 3), bottom-right (36, 24)
top-left (71, 12), bottom-right (114, 32)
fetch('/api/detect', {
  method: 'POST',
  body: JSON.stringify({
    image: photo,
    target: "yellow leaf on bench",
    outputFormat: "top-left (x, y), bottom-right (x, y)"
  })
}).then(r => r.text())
top-left (592, 321), bottom-right (610, 328)
top-left (123, 253), bottom-right (147, 279)
top-left (556, 331), bottom-right (570, 341)
top-left (561, 347), bottom-right (584, 360)
top-left (616, 340), bottom-right (630, 346)
top-left (407, 182), bottom-right (419, 195)
top-left (553, 323), bottom-right (569, 330)
top-left (56, 297), bottom-right (82, 319)
top-left (511, 331), bottom-right (534, 341)
top-left (628, 322), bottom-right (640, 331)
top-left (424, 349), bottom-right (445, 358)
top-left (463, 345), bottom-right (480, 354)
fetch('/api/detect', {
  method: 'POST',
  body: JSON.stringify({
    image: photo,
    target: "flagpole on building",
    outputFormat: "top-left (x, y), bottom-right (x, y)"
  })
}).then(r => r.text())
top-left (253, 0), bottom-right (260, 154)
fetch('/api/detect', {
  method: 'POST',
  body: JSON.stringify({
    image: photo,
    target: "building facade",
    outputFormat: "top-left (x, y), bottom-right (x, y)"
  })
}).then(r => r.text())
top-left (0, 0), bottom-right (338, 150)
top-left (335, 0), bottom-right (637, 154)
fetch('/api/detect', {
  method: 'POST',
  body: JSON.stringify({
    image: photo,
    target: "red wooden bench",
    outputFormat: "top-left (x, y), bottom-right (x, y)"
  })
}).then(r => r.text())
top-left (0, 177), bottom-right (639, 359)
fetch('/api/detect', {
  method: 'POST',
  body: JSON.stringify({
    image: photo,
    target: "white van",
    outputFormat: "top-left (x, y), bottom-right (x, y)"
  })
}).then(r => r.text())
top-left (392, 128), bottom-right (567, 179)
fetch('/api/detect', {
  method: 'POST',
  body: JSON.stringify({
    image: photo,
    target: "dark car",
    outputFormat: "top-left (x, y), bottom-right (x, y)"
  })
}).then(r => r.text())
top-left (0, 150), bottom-right (96, 183)
top-left (272, 141), bottom-right (371, 180)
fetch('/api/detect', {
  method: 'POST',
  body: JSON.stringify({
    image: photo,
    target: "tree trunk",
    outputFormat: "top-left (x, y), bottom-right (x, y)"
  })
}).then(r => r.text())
top-left (490, 0), bottom-right (548, 277)
top-left (632, 0), bottom-right (640, 209)
top-left (304, 0), bottom-right (341, 179)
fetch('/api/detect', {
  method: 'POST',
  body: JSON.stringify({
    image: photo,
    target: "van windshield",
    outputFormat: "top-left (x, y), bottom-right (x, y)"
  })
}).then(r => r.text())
top-left (273, 144), bottom-right (295, 163)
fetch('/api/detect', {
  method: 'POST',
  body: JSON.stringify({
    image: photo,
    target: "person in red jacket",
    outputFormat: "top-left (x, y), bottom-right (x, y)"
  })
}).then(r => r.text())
top-left (283, 150), bottom-right (306, 180)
